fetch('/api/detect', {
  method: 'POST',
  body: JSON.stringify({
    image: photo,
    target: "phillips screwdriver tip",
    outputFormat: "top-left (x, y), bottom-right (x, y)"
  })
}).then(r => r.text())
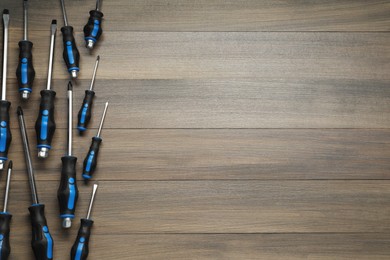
top-left (8, 160), bottom-right (12, 169)
top-left (68, 81), bottom-right (73, 91)
top-left (3, 9), bottom-right (9, 15)
top-left (17, 106), bottom-right (23, 116)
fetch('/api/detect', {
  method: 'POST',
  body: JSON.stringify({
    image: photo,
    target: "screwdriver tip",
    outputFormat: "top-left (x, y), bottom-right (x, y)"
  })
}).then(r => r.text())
top-left (3, 9), bottom-right (9, 15)
top-left (68, 81), bottom-right (73, 91)
top-left (8, 160), bottom-right (12, 169)
top-left (97, 55), bottom-right (100, 60)
top-left (17, 106), bottom-right (23, 116)
top-left (51, 19), bottom-right (57, 25)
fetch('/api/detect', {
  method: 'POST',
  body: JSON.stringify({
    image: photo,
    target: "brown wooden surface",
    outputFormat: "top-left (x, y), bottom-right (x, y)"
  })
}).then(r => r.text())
top-left (0, 0), bottom-right (389, 259)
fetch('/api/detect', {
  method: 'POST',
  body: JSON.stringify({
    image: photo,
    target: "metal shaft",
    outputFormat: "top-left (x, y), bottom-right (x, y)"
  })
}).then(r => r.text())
top-left (23, 0), bottom-right (28, 40)
top-left (96, 0), bottom-right (101, 11)
top-left (86, 183), bottom-right (99, 219)
top-left (67, 82), bottom-right (73, 156)
top-left (2, 10), bottom-right (9, 101)
top-left (89, 56), bottom-right (100, 91)
top-left (46, 20), bottom-right (57, 90)
top-left (3, 161), bottom-right (12, 212)
top-left (17, 107), bottom-right (39, 205)
top-left (60, 0), bottom-right (69, 26)
top-left (96, 102), bottom-right (109, 138)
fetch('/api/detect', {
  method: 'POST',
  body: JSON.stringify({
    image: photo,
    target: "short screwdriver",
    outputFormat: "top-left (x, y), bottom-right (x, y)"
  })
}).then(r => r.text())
top-left (16, 0), bottom-right (35, 100)
top-left (35, 20), bottom-right (57, 159)
top-left (77, 56), bottom-right (100, 132)
top-left (18, 107), bottom-right (54, 260)
top-left (82, 102), bottom-right (108, 180)
top-left (0, 10), bottom-right (12, 171)
top-left (58, 82), bottom-right (79, 229)
top-left (84, 0), bottom-right (104, 50)
top-left (60, 0), bottom-right (80, 79)
top-left (71, 183), bottom-right (98, 260)
top-left (0, 161), bottom-right (13, 260)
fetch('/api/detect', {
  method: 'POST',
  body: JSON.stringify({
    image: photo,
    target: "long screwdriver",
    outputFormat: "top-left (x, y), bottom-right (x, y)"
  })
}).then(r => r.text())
top-left (16, 0), bottom-right (35, 100)
top-left (18, 107), bottom-right (54, 260)
top-left (0, 10), bottom-right (12, 171)
top-left (77, 56), bottom-right (100, 132)
top-left (35, 20), bottom-right (57, 159)
top-left (84, 0), bottom-right (104, 50)
top-left (60, 0), bottom-right (80, 79)
top-left (58, 82), bottom-right (79, 229)
top-left (71, 183), bottom-right (98, 260)
top-left (82, 102), bottom-right (108, 180)
top-left (0, 161), bottom-right (13, 260)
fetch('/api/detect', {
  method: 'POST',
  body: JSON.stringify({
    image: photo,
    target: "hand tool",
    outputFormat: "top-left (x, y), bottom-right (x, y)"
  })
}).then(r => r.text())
top-left (71, 183), bottom-right (98, 260)
top-left (57, 82), bottom-right (79, 229)
top-left (77, 56), bottom-right (100, 132)
top-left (16, 0), bottom-right (35, 100)
top-left (18, 107), bottom-right (54, 260)
top-left (0, 161), bottom-right (13, 260)
top-left (83, 0), bottom-right (103, 50)
top-left (60, 0), bottom-right (80, 78)
top-left (82, 102), bottom-right (108, 180)
top-left (35, 20), bottom-right (57, 159)
top-left (0, 10), bottom-right (12, 171)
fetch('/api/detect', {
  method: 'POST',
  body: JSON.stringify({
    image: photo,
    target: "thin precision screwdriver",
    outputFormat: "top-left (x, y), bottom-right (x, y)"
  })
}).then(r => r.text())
top-left (71, 183), bottom-right (98, 260)
top-left (83, 0), bottom-right (104, 49)
top-left (77, 56), bottom-right (100, 132)
top-left (0, 161), bottom-right (13, 260)
top-left (60, 0), bottom-right (80, 78)
top-left (57, 82), bottom-right (79, 229)
top-left (35, 20), bottom-right (57, 159)
top-left (16, 0), bottom-right (35, 100)
top-left (18, 107), bottom-right (54, 260)
top-left (0, 10), bottom-right (12, 171)
top-left (82, 102), bottom-right (108, 180)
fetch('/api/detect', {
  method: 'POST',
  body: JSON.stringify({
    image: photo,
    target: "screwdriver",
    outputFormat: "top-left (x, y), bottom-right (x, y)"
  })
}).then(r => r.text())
top-left (0, 161), bottom-right (13, 260)
top-left (16, 0), bottom-right (35, 100)
top-left (58, 82), bottom-right (79, 229)
top-left (18, 107), bottom-right (54, 260)
top-left (35, 20), bottom-right (57, 159)
top-left (77, 56), bottom-right (100, 132)
top-left (71, 183), bottom-right (98, 260)
top-left (0, 10), bottom-right (12, 171)
top-left (83, 0), bottom-right (104, 50)
top-left (82, 102), bottom-right (108, 180)
top-left (60, 0), bottom-right (80, 78)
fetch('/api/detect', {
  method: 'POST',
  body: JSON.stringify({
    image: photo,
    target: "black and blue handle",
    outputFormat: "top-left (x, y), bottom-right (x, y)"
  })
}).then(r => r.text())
top-left (83, 10), bottom-right (103, 46)
top-left (35, 90), bottom-right (56, 152)
top-left (57, 156), bottom-right (78, 220)
top-left (77, 90), bottom-right (95, 132)
top-left (0, 101), bottom-right (12, 164)
top-left (29, 204), bottom-right (53, 260)
top-left (0, 212), bottom-right (12, 260)
top-left (71, 218), bottom-right (93, 260)
top-left (61, 26), bottom-right (80, 75)
top-left (82, 137), bottom-right (102, 180)
top-left (16, 40), bottom-right (35, 96)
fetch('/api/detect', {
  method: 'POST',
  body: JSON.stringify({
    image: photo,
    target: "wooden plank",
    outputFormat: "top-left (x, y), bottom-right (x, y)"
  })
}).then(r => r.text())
top-left (5, 77), bottom-right (390, 129)
top-left (4, 31), bottom-right (390, 81)
top-left (2, 1), bottom-right (390, 32)
top-left (7, 233), bottom-right (390, 259)
top-left (7, 129), bottom-right (390, 181)
top-left (4, 180), bottom-right (390, 234)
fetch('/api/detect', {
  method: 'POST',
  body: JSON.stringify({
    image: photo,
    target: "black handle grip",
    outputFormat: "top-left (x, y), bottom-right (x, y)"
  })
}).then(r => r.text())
top-left (83, 10), bottom-right (104, 46)
top-left (0, 101), bottom-right (12, 163)
top-left (29, 204), bottom-right (54, 260)
top-left (16, 40), bottom-right (35, 96)
top-left (71, 218), bottom-right (93, 260)
top-left (82, 137), bottom-right (102, 180)
top-left (61, 26), bottom-right (80, 74)
top-left (0, 213), bottom-right (12, 260)
top-left (77, 90), bottom-right (95, 132)
top-left (57, 156), bottom-right (79, 219)
top-left (35, 90), bottom-right (56, 151)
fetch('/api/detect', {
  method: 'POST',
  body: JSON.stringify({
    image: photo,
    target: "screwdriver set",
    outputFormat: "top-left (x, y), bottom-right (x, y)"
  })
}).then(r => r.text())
top-left (0, 1), bottom-right (107, 259)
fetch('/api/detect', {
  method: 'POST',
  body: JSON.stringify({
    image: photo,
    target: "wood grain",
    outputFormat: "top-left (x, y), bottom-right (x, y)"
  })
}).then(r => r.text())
top-left (2, 0), bottom-right (390, 32)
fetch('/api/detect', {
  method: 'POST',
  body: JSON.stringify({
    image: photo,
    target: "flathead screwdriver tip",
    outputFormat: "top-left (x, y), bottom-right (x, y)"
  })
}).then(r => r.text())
top-left (52, 19), bottom-right (57, 25)
top-left (97, 55), bottom-right (100, 60)
top-left (68, 81), bottom-right (73, 91)
top-left (17, 106), bottom-right (23, 116)
top-left (7, 160), bottom-right (12, 169)
top-left (3, 9), bottom-right (9, 15)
